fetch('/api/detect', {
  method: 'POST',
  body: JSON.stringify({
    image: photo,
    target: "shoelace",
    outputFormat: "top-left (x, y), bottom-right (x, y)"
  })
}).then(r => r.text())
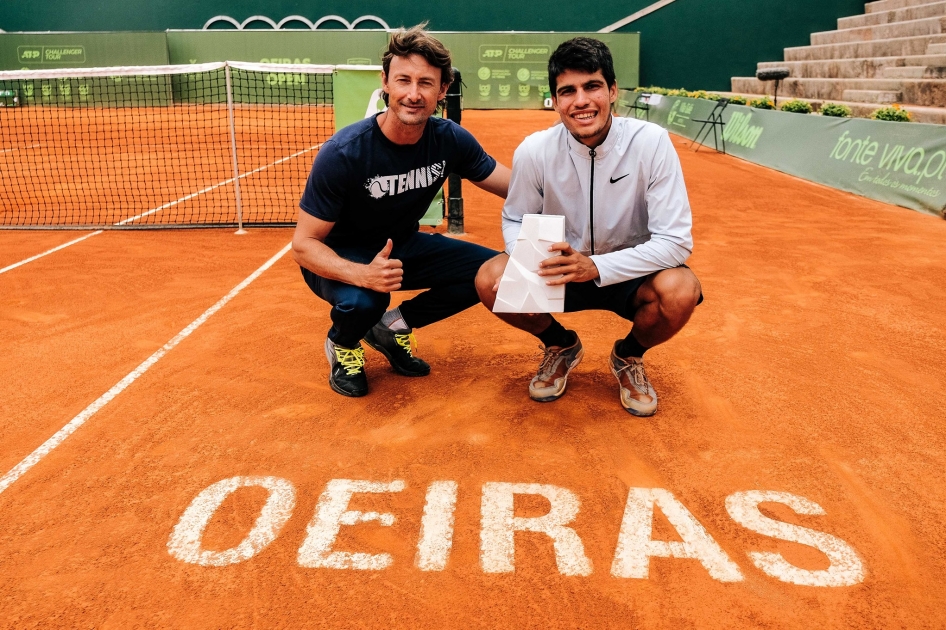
top-left (334, 346), bottom-right (366, 376)
top-left (394, 332), bottom-right (417, 356)
top-left (537, 345), bottom-right (566, 378)
top-left (615, 359), bottom-right (649, 391)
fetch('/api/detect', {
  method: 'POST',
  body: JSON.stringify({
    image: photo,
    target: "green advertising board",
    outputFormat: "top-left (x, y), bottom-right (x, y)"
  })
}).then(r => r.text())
top-left (617, 91), bottom-right (946, 219)
top-left (0, 32), bottom-right (168, 70)
top-left (434, 32), bottom-right (638, 110)
top-left (0, 72), bottom-right (174, 107)
top-left (334, 66), bottom-right (385, 129)
top-left (166, 30), bottom-right (639, 110)
top-left (166, 30), bottom-right (388, 66)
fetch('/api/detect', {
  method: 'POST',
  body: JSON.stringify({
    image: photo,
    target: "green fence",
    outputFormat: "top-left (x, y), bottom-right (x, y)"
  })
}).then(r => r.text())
top-left (168, 30), bottom-right (638, 110)
top-left (2, 31), bottom-right (639, 108)
top-left (618, 91), bottom-right (946, 219)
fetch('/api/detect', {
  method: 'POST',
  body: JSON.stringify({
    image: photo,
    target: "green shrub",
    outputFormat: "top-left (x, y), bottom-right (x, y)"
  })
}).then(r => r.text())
top-left (635, 86), bottom-right (669, 95)
top-left (749, 97), bottom-right (774, 109)
top-left (819, 102), bottom-right (852, 118)
top-left (780, 99), bottom-right (813, 114)
top-left (631, 87), bottom-right (726, 101)
top-left (632, 87), bottom-right (727, 102)
top-left (727, 95), bottom-right (747, 105)
top-left (871, 105), bottom-right (911, 122)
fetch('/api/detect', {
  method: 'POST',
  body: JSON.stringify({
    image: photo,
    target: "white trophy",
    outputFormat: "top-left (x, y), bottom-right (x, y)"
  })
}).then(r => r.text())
top-left (493, 214), bottom-right (566, 313)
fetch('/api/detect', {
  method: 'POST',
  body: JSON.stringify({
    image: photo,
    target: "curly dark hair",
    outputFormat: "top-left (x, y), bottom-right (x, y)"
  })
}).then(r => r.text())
top-left (381, 24), bottom-right (453, 106)
top-left (548, 37), bottom-right (616, 94)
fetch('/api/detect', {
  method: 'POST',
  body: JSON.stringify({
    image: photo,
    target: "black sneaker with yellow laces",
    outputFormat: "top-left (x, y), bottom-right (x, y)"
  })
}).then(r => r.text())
top-left (364, 322), bottom-right (431, 377)
top-left (324, 337), bottom-right (368, 397)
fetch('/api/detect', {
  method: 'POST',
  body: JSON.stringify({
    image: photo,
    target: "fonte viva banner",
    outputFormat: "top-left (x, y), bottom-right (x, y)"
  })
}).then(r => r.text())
top-left (618, 92), bottom-right (946, 219)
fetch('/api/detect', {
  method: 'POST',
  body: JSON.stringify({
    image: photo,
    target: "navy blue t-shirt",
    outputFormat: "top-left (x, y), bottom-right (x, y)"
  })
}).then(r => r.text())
top-left (300, 114), bottom-right (496, 251)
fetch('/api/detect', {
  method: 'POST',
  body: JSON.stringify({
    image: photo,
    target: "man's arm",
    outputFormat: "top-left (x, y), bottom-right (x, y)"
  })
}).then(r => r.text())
top-left (291, 210), bottom-right (403, 293)
top-left (470, 162), bottom-right (511, 198)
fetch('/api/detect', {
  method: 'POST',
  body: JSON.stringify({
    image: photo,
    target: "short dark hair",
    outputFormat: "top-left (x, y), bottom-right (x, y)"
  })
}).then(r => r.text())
top-left (548, 37), bottom-right (616, 95)
top-left (381, 24), bottom-right (453, 105)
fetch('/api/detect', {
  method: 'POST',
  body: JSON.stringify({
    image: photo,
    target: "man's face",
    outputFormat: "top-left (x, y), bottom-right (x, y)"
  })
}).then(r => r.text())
top-left (552, 68), bottom-right (618, 147)
top-left (381, 54), bottom-right (448, 127)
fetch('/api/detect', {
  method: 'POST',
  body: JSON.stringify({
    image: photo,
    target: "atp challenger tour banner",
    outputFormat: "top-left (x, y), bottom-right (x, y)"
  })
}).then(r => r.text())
top-left (0, 33), bottom-right (168, 69)
top-left (618, 91), bottom-right (946, 219)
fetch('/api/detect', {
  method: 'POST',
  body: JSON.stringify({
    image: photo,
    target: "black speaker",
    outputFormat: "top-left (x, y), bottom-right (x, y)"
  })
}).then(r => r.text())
top-left (756, 68), bottom-right (790, 82)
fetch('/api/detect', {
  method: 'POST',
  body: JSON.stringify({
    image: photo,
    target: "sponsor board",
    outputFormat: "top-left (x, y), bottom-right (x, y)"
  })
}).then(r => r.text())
top-left (620, 92), bottom-right (946, 218)
top-left (0, 33), bottom-right (168, 70)
top-left (437, 33), bottom-right (638, 109)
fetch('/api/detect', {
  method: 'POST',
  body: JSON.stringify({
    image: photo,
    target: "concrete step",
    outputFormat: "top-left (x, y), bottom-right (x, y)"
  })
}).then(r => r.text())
top-left (719, 90), bottom-right (946, 123)
top-left (811, 15), bottom-right (946, 46)
top-left (730, 76), bottom-right (946, 105)
top-left (786, 33), bottom-right (946, 60)
top-left (840, 1), bottom-right (946, 29)
top-left (867, 0), bottom-right (944, 13)
top-left (928, 42), bottom-right (946, 51)
top-left (882, 64), bottom-right (946, 76)
top-left (759, 54), bottom-right (946, 78)
top-left (843, 88), bottom-right (905, 102)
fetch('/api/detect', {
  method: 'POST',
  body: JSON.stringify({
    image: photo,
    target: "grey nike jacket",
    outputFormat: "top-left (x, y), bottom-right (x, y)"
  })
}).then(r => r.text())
top-left (501, 115), bottom-right (694, 287)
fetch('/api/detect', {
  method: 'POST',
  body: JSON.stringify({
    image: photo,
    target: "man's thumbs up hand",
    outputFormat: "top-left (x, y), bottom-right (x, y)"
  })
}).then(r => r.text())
top-left (361, 239), bottom-right (403, 292)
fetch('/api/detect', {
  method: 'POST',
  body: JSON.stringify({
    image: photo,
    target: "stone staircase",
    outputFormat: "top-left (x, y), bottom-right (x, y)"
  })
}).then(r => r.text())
top-left (731, 0), bottom-right (946, 122)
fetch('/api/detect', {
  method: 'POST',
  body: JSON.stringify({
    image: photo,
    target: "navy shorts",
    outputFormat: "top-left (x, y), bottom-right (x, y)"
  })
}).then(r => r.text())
top-left (563, 265), bottom-right (702, 321)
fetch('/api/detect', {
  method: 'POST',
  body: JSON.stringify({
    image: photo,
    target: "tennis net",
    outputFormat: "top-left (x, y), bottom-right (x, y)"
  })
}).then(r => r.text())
top-left (0, 61), bottom-right (335, 229)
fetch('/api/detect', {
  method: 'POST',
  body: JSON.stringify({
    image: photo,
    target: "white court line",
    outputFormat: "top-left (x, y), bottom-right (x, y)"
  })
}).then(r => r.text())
top-left (0, 143), bottom-right (43, 155)
top-left (0, 143), bottom-right (320, 273)
top-left (0, 242), bottom-right (292, 496)
top-left (0, 230), bottom-right (103, 275)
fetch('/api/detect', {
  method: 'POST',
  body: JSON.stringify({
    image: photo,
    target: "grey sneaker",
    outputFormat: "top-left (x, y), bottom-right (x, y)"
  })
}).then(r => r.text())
top-left (529, 333), bottom-right (584, 402)
top-left (609, 341), bottom-right (658, 416)
top-left (325, 337), bottom-right (368, 397)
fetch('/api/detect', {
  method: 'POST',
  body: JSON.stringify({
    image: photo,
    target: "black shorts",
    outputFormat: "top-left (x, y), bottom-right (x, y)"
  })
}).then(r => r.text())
top-left (563, 265), bottom-right (703, 321)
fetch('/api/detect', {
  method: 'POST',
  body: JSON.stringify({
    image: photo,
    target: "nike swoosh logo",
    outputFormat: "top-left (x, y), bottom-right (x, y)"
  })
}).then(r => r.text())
top-left (610, 174), bottom-right (629, 184)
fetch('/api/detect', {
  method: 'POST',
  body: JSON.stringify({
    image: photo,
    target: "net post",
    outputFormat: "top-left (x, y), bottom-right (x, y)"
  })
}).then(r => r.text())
top-left (446, 68), bottom-right (464, 235)
top-left (224, 63), bottom-right (247, 235)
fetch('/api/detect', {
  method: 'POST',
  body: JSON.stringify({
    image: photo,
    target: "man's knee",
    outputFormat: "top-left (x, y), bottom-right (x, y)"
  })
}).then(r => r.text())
top-left (650, 267), bottom-right (702, 320)
top-left (475, 254), bottom-right (508, 303)
top-left (334, 286), bottom-right (390, 319)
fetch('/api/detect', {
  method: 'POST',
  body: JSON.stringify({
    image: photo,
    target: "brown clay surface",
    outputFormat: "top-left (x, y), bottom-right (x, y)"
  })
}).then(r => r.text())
top-left (1, 110), bottom-right (945, 628)
top-left (0, 230), bottom-right (98, 269)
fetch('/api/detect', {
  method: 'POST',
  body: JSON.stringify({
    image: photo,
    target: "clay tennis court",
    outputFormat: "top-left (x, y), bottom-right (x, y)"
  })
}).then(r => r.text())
top-left (1, 110), bottom-right (945, 628)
